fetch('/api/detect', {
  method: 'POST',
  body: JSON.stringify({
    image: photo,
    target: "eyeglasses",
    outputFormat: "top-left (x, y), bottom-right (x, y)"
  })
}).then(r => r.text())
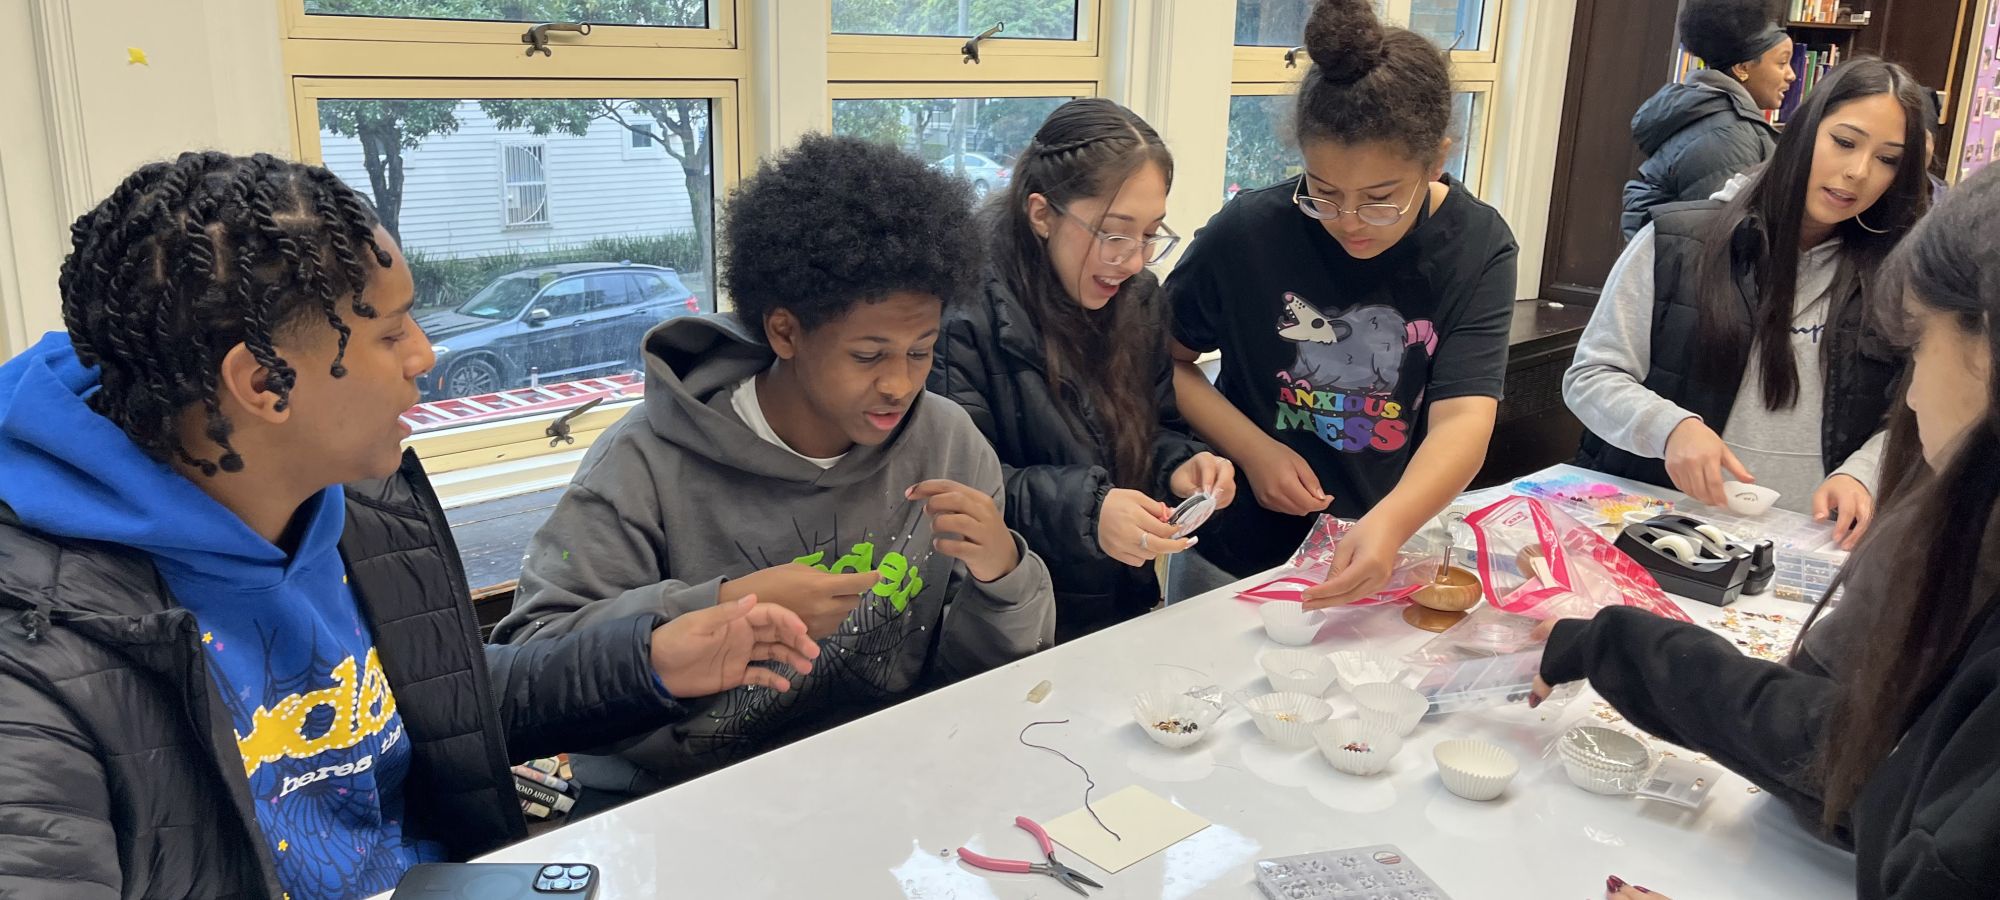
top-left (1049, 204), bottom-right (1181, 266)
top-left (1291, 176), bottom-right (1425, 226)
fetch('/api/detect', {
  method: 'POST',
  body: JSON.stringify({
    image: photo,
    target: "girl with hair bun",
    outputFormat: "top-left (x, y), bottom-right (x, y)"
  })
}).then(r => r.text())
top-left (1166, 0), bottom-right (1519, 606)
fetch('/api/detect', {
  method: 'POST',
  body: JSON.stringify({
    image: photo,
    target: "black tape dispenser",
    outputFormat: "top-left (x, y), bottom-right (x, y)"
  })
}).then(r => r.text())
top-left (1614, 514), bottom-right (1776, 607)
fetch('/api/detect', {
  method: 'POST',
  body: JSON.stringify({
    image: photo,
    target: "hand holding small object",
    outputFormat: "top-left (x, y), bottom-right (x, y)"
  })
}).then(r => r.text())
top-left (1098, 488), bottom-right (1192, 567)
top-left (1811, 473), bottom-right (1874, 550)
top-left (719, 563), bottom-right (880, 639)
top-left (1300, 517), bottom-right (1397, 609)
top-left (1240, 438), bottom-right (1332, 516)
top-left (649, 596), bottom-right (820, 696)
top-left (909, 480), bottom-right (1020, 582)
top-left (1664, 418), bottom-right (1752, 508)
top-left (1168, 451), bottom-right (1238, 510)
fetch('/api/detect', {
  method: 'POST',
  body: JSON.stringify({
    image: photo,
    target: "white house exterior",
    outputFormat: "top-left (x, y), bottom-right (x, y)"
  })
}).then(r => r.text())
top-left (319, 100), bottom-right (698, 261)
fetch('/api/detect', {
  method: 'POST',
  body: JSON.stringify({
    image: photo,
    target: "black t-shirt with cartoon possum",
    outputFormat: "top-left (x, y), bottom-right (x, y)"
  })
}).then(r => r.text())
top-left (1166, 176), bottom-right (1518, 576)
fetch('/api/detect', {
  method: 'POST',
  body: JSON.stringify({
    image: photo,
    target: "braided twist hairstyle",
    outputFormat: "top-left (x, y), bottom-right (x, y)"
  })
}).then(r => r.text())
top-left (57, 152), bottom-right (392, 475)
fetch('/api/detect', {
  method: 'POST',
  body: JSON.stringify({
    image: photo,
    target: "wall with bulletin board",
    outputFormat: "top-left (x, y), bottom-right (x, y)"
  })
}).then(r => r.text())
top-left (1952, 0), bottom-right (2000, 180)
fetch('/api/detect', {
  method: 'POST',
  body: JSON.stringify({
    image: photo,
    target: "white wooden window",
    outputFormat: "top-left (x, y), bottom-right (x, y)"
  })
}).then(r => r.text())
top-left (501, 142), bottom-right (551, 227)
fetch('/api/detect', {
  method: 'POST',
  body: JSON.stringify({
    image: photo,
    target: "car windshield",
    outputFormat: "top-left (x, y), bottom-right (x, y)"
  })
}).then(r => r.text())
top-left (455, 275), bottom-right (542, 320)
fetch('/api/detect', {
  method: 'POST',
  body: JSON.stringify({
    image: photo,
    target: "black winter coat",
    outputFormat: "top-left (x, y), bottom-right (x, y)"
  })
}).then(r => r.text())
top-left (1544, 604), bottom-right (2000, 898)
top-left (0, 450), bottom-right (681, 899)
top-left (1623, 69), bottom-right (1778, 239)
top-left (931, 270), bottom-right (1207, 640)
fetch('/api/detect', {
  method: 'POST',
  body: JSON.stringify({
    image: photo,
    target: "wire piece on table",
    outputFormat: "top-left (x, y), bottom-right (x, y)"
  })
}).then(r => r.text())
top-left (1019, 719), bottom-right (1121, 842)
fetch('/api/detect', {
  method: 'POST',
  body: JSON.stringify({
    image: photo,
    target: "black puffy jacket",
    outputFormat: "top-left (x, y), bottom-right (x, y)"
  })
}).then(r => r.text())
top-left (931, 270), bottom-right (1206, 640)
top-left (0, 450), bottom-right (681, 899)
top-left (1623, 69), bottom-right (1778, 239)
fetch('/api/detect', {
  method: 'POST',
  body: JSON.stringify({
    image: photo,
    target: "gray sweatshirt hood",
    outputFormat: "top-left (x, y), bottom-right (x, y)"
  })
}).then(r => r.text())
top-left (639, 312), bottom-right (899, 487)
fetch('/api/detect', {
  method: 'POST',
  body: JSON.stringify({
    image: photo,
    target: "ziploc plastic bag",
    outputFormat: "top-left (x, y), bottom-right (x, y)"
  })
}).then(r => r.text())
top-left (1460, 496), bottom-right (1690, 623)
top-left (1236, 515), bottom-right (1440, 605)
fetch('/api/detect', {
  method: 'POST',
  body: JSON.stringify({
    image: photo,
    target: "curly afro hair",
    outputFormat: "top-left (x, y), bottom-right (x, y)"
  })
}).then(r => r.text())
top-left (722, 133), bottom-right (979, 333)
top-left (1679, 0), bottom-right (1784, 68)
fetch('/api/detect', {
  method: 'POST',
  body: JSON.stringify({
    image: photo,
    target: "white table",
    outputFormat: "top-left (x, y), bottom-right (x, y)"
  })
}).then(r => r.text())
top-left (471, 573), bottom-right (1856, 897)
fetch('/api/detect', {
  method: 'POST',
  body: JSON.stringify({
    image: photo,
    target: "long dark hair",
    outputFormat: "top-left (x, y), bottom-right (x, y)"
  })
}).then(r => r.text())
top-left (982, 98), bottom-right (1173, 489)
top-left (1804, 162), bottom-right (2000, 827)
top-left (1294, 0), bottom-right (1453, 163)
top-left (1694, 58), bottom-right (1934, 410)
top-left (58, 151), bottom-right (392, 475)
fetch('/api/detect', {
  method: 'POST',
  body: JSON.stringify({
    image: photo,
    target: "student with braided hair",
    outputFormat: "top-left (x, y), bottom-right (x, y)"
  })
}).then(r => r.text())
top-left (0, 151), bottom-right (820, 900)
top-left (930, 98), bottom-right (1236, 639)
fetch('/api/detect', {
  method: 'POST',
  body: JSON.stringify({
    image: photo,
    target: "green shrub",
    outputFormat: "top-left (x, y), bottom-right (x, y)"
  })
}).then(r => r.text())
top-left (405, 231), bottom-right (705, 311)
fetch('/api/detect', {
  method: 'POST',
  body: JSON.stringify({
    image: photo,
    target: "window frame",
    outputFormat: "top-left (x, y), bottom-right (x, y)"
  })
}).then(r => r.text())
top-left (284, 1), bottom-right (738, 51)
top-left (290, 76), bottom-right (742, 475)
top-left (498, 139), bottom-right (553, 229)
top-left (1224, 79), bottom-right (1497, 197)
top-left (828, 0), bottom-right (1104, 83)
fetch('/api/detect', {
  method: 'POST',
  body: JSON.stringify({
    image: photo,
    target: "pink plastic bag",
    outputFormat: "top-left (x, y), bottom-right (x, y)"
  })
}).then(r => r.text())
top-left (1461, 496), bottom-right (1690, 622)
top-left (1236, 515), bottom-right (1434, 606)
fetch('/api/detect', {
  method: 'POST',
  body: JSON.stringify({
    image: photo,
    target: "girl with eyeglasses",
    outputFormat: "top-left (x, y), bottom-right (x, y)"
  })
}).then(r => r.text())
top-left (1163, 0), bottom-right (1519, 605)
top-left (931, 98), bottom-right (1236, 640)
top-left (1567, 58), bottom-right (1935, 550)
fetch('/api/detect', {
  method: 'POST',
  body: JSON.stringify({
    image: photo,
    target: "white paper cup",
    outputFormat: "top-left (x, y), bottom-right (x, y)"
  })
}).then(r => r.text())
top-left (1721, 481), bottom-right (1781, 516)
top-left (1259, 601), bottom-right (1326, 646)
top-left (1352, 682), bottom-right (1428, 737)
top-left (1244, 691), bottom-right (1333, 749)
top-left (1313, 718), bottom-right (1402, 776)
top-left (1132, 690), bottom-right (1224, 750)
top-left (1328, 650), bottom-right (1406, 694)
top-left (1260, 650), bottom-right (1338, 696)
top-left (1433, 739), bottom-right (1518, 801)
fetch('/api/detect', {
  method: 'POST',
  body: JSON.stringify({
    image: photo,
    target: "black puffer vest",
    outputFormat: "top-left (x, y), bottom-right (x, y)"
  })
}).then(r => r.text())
top-left (1577, 200), bottom-right (1901, 487)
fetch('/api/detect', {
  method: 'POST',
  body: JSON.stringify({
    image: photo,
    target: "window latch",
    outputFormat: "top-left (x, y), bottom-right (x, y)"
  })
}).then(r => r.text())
top-left (1283, 46), bottom-right (1308, 68)
top-left (962, 21), bottom-right (1005, 65)
top-left (523, 21), bottom-right (592, 57)
top-left (546, 397), bottom-right (605, 447)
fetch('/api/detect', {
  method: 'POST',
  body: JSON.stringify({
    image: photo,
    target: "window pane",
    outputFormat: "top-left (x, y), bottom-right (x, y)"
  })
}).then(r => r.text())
top-left (1409, 0), bottom-right (1484, 51)
top-left (1444, 91), bottom-right (1486, 189)
top-left (832, 96), bottom-right (1069, 200)
top-left (832, 1), bottom-right (1078, 40)
top-left (302, 0), bottom-right (708, 28)
top-left (317, 97), bottom-right (715, 434)
top-left (1234, 0), bottom-right (1310, 47)
top-left (1225, 94), bottom-right (1299, 201)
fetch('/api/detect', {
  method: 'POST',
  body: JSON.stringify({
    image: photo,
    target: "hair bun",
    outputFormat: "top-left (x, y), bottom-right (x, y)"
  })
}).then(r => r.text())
top-left (1305, 0), bottom-right (1388, 86)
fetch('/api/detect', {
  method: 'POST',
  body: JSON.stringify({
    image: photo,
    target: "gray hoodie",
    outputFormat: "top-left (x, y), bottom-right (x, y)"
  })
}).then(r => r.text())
top-left (495, 313), bottom-right (1055, 777)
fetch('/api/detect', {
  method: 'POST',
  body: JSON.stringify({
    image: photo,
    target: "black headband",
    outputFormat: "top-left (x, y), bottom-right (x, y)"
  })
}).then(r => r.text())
top-left (1710, 22), bottom-right (1788, 69)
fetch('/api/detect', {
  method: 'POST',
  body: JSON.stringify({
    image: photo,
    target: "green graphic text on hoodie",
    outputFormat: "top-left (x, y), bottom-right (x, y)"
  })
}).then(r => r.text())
top-left (493, 314), bottom-right (1055, 778)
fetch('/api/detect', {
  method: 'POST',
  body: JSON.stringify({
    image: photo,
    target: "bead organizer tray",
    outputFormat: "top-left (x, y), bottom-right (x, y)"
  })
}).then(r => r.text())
top-left (1255, 845), bottom-right (1454, 900)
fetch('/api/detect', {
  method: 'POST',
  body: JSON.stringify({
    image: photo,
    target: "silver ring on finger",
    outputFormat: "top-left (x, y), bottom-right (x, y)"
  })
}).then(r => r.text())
top-left (1139, 533), bottom-right (1151, 552)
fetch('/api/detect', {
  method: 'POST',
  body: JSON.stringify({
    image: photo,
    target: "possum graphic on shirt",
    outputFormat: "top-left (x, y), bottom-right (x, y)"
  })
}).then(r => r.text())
top-left (1271, 292), bottom-right (1437, 453)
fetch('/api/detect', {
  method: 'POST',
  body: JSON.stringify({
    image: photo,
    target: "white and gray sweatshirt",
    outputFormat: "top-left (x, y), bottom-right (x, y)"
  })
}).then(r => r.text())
top-left (1563, 175), bottom-right (1885, 513)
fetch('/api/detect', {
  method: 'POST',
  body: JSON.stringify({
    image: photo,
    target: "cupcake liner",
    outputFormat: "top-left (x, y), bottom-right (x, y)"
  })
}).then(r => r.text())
top-left (1244, 691), bottom-right (1334, 749)
top-left (1260, 650), bottom-right (1338, 696)
top-left (1352, 682), bottom-right (1429, 737)
top-left (1259, 601), bottom-right (1326, 646)
top-left (1313, 718), bottom-right (1402, 776)
top-left (1132, 690), bottom-right (1224, 750)
top-left (1558, 726), bottom-right (1654, 795)
top-left (1433, 739), bottom-right (1518, 801)
top-left (1329, 650), bottom-right (1406, 693)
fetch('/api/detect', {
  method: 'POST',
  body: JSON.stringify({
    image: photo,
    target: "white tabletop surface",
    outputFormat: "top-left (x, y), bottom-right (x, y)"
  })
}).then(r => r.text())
top-left (463, 500), bottom-right (1857, 899)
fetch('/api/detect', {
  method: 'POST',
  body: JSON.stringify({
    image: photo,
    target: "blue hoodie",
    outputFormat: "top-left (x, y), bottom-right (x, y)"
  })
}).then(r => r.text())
top-left (0, 333), bottom-right (441, 900)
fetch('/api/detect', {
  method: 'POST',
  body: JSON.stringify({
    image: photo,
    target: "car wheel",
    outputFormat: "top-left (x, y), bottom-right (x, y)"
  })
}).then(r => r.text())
top-left (443, 356), bottom-right (503, 398)
top-left (972, 179), bottom-right (990, 199)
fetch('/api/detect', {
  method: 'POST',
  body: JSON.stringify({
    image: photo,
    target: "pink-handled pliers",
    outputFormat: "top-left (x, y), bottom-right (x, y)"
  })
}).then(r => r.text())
top-left (956, 816), bottom-right (1104, 895)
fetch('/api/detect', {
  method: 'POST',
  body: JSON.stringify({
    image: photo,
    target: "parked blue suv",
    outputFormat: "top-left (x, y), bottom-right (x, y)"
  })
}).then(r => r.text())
top-left (417, 262), bottom-right (702, 400)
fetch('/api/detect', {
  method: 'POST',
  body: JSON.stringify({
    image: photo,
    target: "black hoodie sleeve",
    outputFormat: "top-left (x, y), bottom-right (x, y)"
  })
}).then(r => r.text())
top-left (1540, 606), bottom-right (1836, 822)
